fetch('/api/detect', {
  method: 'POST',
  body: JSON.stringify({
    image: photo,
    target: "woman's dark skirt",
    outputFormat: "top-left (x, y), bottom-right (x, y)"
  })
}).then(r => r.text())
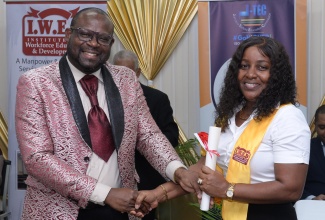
top-left (246, 203), bottom-right (297, 220)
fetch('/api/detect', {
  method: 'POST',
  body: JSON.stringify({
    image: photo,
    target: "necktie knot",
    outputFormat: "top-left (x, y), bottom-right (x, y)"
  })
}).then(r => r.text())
top-left (80, 75), bottom-right (99, 106)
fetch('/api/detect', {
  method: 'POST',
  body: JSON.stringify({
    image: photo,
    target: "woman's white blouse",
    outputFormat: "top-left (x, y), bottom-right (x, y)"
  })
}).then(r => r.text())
top-left (216, 104), bottom-right (310, 184)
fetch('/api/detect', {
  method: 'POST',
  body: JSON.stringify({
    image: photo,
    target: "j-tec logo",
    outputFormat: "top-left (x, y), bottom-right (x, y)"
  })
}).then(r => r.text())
top-left (233, 3), bottom-right (271, 32)
top-left (22, 7), bottom-right (79, 56)
top-left (232, 146), bottom-right (251, 165)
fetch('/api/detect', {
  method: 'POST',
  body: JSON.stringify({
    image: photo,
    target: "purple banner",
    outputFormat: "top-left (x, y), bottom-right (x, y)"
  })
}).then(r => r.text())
top-left (210, 0), bottom-right (295, 107)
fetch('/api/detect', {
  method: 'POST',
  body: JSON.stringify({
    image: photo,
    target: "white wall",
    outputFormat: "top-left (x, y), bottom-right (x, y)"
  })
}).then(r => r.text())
top-left (307, 0), bottom-right (325, 122)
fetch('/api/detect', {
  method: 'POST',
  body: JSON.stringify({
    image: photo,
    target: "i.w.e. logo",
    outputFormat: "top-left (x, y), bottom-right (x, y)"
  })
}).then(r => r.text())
top-left (26, 18), bottom-right (66, 35)
top-left (22, 7), bottom-right (79, 56)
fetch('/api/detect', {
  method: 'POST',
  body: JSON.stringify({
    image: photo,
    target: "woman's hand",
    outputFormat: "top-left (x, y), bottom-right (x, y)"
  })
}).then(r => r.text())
top-left (198, 165), bottom-right (229, 199)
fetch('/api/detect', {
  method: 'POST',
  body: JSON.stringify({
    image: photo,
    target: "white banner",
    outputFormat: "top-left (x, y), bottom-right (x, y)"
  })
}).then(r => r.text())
top-left (6, 2), bottom-right (106, 219)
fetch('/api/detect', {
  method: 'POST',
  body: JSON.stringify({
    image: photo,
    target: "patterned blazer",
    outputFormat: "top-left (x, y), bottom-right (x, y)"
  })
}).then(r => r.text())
top-left (15, 56), bottom-right (181, 220)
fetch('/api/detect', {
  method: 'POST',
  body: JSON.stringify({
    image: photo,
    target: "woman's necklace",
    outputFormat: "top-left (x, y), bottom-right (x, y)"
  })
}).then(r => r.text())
top-left (238, 109), bottom-right (249, 120)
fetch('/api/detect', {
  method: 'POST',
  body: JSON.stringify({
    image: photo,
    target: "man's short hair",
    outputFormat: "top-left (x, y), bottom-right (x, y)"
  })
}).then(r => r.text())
top-left (113, 50), bottom-right (139, 69)
top-left (315, 105), bottom-right (325, 123)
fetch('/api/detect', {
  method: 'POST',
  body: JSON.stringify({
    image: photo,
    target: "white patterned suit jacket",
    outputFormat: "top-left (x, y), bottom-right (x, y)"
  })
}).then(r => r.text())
top-left (15, 56), bottom-right (181, 219)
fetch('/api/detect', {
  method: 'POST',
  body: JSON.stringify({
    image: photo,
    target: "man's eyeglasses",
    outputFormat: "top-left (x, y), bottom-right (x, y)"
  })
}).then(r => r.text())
top-left (70, 27), bottom-right (114, 46)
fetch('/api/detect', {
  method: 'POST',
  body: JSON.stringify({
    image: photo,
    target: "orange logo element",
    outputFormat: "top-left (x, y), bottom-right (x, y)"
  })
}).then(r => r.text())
top-left (232, 146), bottom-right (251, 165)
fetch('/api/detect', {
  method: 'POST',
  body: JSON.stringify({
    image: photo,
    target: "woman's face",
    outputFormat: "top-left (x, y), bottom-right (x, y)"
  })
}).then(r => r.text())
top-left (238, 46), bottom-right (271, 103)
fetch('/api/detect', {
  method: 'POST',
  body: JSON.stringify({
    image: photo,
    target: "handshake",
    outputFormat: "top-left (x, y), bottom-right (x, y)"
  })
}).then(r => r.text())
top-left (103, 167), bottom-right (202, 218)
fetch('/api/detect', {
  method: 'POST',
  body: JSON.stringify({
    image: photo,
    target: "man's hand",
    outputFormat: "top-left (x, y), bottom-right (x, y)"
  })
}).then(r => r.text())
top-left (313, 194), bottom-right (325, 200)
top-left (135, 190), bottom-right (159, 209)
top-left (104, 188), bottom-right (140, 213)
top-left (129, 189), bottom-right (160, 218)
top-left (174, 167), bottom-right (201, 196)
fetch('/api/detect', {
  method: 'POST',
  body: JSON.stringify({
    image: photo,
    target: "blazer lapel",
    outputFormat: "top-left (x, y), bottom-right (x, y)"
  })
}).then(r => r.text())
top-left (102, 65), bottom-right (124, 151)
top-left (59, 55), bottom-right (92, 148)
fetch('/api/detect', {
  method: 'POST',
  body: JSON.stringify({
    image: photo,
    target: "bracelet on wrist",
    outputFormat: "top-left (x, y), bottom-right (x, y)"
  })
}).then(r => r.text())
top-left (159, 184), bottom-right (168, 201)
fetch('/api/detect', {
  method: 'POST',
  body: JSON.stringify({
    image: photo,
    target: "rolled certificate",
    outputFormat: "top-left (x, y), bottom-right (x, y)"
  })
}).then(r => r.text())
top-left (200, 126), bottom-right (221, 211)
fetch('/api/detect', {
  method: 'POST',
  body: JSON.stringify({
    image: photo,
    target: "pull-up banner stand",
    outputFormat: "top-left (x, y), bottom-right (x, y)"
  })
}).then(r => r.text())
top-left (5, 1), bottom-right (107, 219)
top-left (197, 0), bottom-right (307, 132)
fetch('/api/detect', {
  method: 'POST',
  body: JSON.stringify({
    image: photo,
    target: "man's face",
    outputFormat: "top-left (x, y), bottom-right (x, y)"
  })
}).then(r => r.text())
top-left (65, 11), bottom-right (114, 74)
top-left (315, 113), bottom-right (325, 143)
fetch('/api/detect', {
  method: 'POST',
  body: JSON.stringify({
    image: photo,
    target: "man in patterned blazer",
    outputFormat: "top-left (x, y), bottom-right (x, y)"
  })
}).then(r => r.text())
top-left (15, 7), bottom-right (199, 220)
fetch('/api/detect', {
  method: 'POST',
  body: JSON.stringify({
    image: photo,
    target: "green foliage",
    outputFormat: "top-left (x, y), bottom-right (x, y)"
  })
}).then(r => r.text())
top-left (175, 138), bottom-right (200, 166)
top-left (190, 203), bottom-right (223, 220)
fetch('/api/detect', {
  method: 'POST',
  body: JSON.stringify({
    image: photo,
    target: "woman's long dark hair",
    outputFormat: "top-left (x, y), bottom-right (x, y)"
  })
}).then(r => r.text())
top-left (215, 36), bottom-right (297, 130)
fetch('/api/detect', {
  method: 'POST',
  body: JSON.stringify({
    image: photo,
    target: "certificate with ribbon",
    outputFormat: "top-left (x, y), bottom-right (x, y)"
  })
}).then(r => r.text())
top-left (194, 126), bottom-right (221, 210)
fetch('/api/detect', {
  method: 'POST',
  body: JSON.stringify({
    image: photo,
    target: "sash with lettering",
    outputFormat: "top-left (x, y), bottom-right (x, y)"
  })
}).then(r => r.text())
top-left (222, 105), bottom-right (287, 220)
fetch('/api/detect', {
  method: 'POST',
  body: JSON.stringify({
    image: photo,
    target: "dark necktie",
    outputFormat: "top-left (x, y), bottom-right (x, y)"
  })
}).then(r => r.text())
top-left (80, 75), bottom-right (115, 162)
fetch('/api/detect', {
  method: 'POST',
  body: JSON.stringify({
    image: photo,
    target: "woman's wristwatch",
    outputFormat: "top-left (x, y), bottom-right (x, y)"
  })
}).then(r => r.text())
top-left (226, 183), bottom-right (236, 201)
